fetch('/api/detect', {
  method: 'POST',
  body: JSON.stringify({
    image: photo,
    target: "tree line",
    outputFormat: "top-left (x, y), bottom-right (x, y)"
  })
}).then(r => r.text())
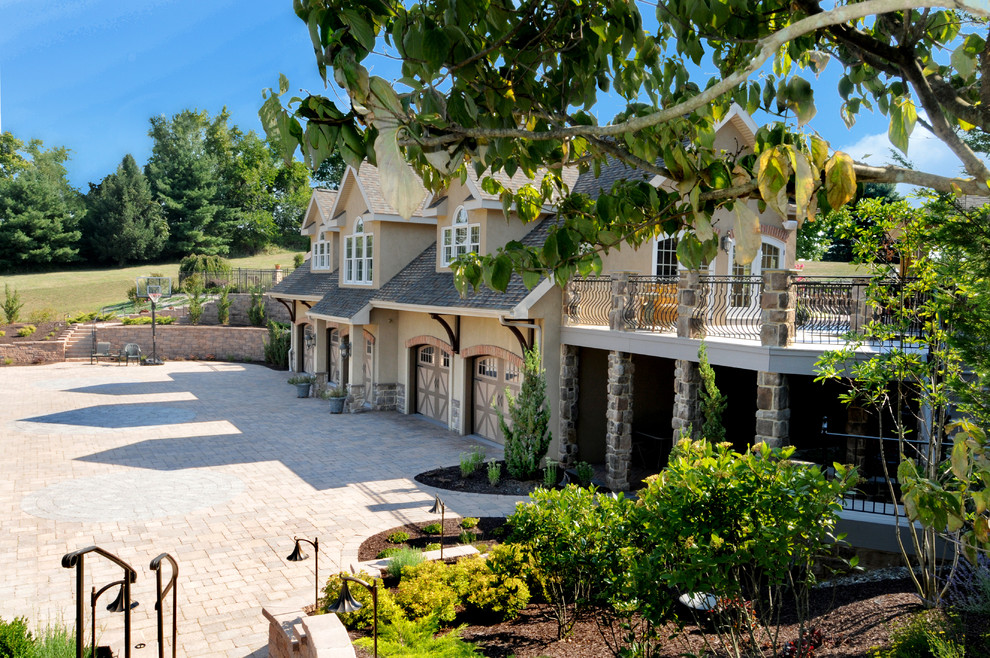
top-left (0, 108), bottom-right (345, 272)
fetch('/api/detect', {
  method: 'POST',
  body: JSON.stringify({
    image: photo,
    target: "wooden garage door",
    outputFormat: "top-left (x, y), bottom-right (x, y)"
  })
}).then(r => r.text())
top-left (416, 345), bottom-right (449, 423)
top-left (327, 328), bottom-right (346, 386)
top-left (473, 356), bottom-right (522, 441)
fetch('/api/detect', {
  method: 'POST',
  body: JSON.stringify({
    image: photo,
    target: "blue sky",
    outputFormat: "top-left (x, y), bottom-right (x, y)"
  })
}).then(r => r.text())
top-left (0, 0), bottom-right (963, 191)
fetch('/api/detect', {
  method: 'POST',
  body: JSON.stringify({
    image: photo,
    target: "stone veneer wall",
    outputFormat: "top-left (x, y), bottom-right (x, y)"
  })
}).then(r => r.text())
top-left (605, 351), bottom-right (634, 491)
top-left (92, 325), bottom-right (268, 362)
top-left (0, 340), bottom-right (65, 365)
top-left (394, 383), bottom-right (406, 413)
top-left (755, 371), bottom-right (790, 448)
top-left (373, 383), bottom-right (399, 410)
top-left (672, 359), bottom-right (701, 438)
top-left (557, 343), bottom-right (580, 466)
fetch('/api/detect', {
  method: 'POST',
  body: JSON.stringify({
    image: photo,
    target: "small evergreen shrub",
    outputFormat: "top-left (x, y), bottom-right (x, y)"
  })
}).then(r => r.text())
top-left (354, 616), bottom-right (483, 657)
top-left (422, 522), bottom-right (443, 535)
top-left (216, 287), bottom-right (231, 325)
top-left (542, 460), bottom-right (558, 488)
top-left (179, 254), bottom-right (232, 279)
top-left (575, 461), bottom-right (595, 486)
top-left (30, 622), bottom-right (79, 658)
top-left (293, 253), bottom-right (305, 268)
top-left (459, 530), bottom-right (476, 545)
top-left (396, 561), bottom-right (460, 622)
top-left (248, 289), bottom-right (266, 327)
top-left (0, 616), bottom-right (33, 657)
top-left (698, 343), bottom-right (727, 442)
top-left (321, 572), bottom-right (404, 630)
top-left (460, 447), bottom-right (484, 478)
top-left (264, 321), bottom-right (290, 368)
top-left (16, 325), bottom-right (36, 337)
top-left (487, 459), bottom-right (501, 485)
top-left (185, 276), bottom-right (205, 325)
top-left (387, 547), bottom-right (426, 580)
top-left (2, 284), bottom-right (24, 324)
top-left (460, 517), bottom-right (479, 529)
top-left (27, 307), bottom-right (58, 323)
top-left (387, 531), bottom-right (410, 544)
top-left (497, 348), bottom-right (552, 479)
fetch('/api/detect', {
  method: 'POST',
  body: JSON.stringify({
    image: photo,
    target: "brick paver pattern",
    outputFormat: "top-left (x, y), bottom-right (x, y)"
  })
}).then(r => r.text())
top-left (0, 361), bottom-right (526, 657)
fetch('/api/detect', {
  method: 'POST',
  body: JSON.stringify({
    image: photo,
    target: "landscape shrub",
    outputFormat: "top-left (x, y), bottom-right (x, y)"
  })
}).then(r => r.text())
top-left (29, 622), bottom-right (78, 658)
top-left (293, 253), bottom-right (305, 268)
top-left (216, 286), bottom-right (231, 325)
top-left (946, 554), bottom-right (990, 614)
top-left (459, 447), bottom-right (484, 478)
top-left (354, 615), bottom-right (483, 657)
top-left (459, 517), bottom-right (479, 530)
top-left (448, 552), bottom-right (531, 622)
top-left (574, 461), bottom-right (595, 486)
top-left (396, 561), bottom-right (460, 622)
top-left (248, 288), bottom-right (266, 327)
top-left (321, 571), bottom-right (404, 630)
top-left (542, 461), bottom-right (558, 488)
top-left (633, 439), bottom-right (859, 657)
top-left (179, 254), bottom-right (232, 280)
top-left (2, 284), bottom-right (24, 324)
top-left (387, 547), bottom-right (426, 580)
top-left (16, 325), bottom-right (36, 338)
top-left (27, 307), bottom-right (59, 324)
top-left (497, 348), bottom-right (552, 479)
top-left (422, 522), bottom-right (442, 535)
top-left (871, 610), bottom-right (964, 658)
top-left (458, 530), bottom-right (476, 545)
top-left (376, 547), bottom-right (402, 560)
top-left (487, 459), bottom-right (501, 485)
top-left (263, 321), bottom-right (290, 367)
top-left (121, 316), bottom-right (174, 325)
top-left (423, 543), bottom-right (441, 552)
top-left (698, 343), bottom-right (727, 442)
top-left (0, 616), bottom-right (33, 657)
top-left (0, 331), bottom-right (4, 337)
top-left (387, 531), bottom-right (410, 544)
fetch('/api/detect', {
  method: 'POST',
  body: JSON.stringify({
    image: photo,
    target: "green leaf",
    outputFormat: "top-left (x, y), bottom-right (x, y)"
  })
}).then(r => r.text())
top-left (341, 9), bottom-right (376, 51)
top-left (490, 255), bottom-right (512, 291)
top-left (952, 42), bottom-right (977, 79)
top-left (521, 269), bottom-right (541, 289)
top-left (951, 440), bottom-right (971, 481)
top-left (279, 73), bottom-right (290, 96)
top-left (824, 152), bottom-right (856, 210)
top-left (423, 29), bottom-right (450, 66)
top-left (888, 97), bottom-right (917, 155)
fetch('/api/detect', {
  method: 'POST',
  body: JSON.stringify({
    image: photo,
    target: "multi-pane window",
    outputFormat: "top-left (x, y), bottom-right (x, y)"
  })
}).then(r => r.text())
top-left (442, 206), bottom-right (480, 266)
top-left (761, 244), bottom-right (781, 270)
top-left (419, 345), bottom-right (434, 364)
top-left (344, 218), bottom-right (373, 284)
top-left (313, 234), bottom-right (331, 271)
top-left (477, 358), bottom-right (497, 378)
top-left (654, 235), bottom-right (679, 277)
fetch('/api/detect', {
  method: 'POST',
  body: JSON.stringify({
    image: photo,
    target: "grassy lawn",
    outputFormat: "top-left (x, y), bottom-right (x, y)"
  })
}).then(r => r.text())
top-left (796, 260), bottom-right (867, 277)
top-left (0, 249), bottom-right (304, 319)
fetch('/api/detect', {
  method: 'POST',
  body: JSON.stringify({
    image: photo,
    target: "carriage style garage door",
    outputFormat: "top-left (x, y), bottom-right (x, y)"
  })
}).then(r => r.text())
top-left (472, 356), bottom-right (522, 441)
top-left (416, 345), bottom-right (450, 423)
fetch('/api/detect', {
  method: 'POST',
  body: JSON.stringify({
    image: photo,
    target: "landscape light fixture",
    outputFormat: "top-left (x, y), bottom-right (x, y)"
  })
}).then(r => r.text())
top-left (326, 574), bottom-right (378, 658)
top-left (286, 536), bottom-right (320, 610)
top-left (92, 580), bottom-right (138, 658)
top-left (428, 495), bottom-right (446, 559)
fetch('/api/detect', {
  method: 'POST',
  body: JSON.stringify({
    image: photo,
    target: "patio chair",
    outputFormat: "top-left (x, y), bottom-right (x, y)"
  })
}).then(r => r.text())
top-left (119, 343), bottom-right (142, 366)
top-left (91, 341), bottom-right (114, 364)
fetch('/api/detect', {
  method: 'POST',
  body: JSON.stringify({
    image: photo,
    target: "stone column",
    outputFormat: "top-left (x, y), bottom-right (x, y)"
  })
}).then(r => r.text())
top-left (273, 264), bottom-right (284, 284)
top-left (677, 270), bottom-right (705, 338)
top-left (760, 269), bottom-right (797, 347)
top-left (347, 329), bottom-right (367, 411)
top-left (557, 344), bottom-right (580, 466)
top-left (755, 371), bottom-right (790, 448)
top-left (672, 359), bottom-right (701, 438)
top-left (605, 351), bottom-right (634, 491)
top-left (609, 272), bottom-right (632, 331)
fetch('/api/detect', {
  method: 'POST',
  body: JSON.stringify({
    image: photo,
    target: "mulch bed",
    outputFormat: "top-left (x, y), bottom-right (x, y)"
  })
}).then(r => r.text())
top-left (358, 517), bottom-right (508, 561)
top-left (415, 460), bottom-right (665, 496)
top-left (0, 321), bottom-right (66, 343)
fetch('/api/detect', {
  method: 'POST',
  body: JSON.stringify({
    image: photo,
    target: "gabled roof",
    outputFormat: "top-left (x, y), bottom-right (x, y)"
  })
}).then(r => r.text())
top-left (307, 217), bottom-right (560, 321)
top-left (267, 262), bottom-right (342, 301)
top-left (328, 164), bottom-right (430, 220)
top-left (301, 188), bottom-right (338, 232)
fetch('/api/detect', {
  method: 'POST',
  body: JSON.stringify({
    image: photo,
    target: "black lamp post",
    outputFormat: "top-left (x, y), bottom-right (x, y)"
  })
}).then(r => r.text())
top-left (91, 580), bottom-right (138, 658)
top-left (326, 574), bottom-right (378, 658)
top-left (286, 536), bottom-right (320, 610)
top-left (429, 495), bottom-right (446, 559)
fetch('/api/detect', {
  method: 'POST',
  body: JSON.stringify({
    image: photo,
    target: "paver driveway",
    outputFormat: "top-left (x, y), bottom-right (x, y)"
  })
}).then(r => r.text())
top-left (0, 361), bottom-right (527, 656)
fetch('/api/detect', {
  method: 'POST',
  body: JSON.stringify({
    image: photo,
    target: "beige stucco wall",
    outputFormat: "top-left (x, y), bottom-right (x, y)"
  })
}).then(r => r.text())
top-left (373, 221), bottom-right (436, 286)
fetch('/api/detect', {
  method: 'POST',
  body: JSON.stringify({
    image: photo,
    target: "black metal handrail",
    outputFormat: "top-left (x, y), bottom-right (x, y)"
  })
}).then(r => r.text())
top-left (693, 275), bottom-right (762, 341)
top-left (62, 546), bottom-right (138, 658)
top-left (564, 277), bottom-right (612, 327)
top-left (626, 275), bottom-right (679, 332)
top-left (150, 553), bottom-right (179, 658)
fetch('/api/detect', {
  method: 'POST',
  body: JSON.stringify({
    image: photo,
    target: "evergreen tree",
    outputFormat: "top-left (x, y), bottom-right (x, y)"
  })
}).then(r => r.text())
top-left (697, 343), bottom-right (727, 443)
top-left (82, 154), bottom-right (168, 265)
top-left (146, 110), bottom-right (225, 256)
top-left (497, 348), bottom-right (552, 480)
top-left (0, 137), bottom-right (83, 270)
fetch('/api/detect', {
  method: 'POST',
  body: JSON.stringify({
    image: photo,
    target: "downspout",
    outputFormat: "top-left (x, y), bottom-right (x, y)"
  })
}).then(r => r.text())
top-left (498, 316), bottom-right (542, 355)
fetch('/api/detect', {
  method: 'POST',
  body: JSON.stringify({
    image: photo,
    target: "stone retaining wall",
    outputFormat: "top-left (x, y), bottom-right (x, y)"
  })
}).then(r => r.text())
top-left (92, 325), bottom-right (268, 362)
top-left (153, 294), bottom-right (290, 326)
top-left (0, 340), bottom-right (65, 365)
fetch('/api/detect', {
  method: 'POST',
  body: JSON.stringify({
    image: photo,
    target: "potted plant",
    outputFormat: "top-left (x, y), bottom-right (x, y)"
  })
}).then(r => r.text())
top-left (287, 375), bottom-right (315, 398)
top-left (321, 385), bottom-right (348, 413)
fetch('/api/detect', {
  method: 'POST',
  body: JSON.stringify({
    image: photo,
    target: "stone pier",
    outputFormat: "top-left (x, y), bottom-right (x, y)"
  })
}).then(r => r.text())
top-left (605, 351), bottom-right (634, 491)
top-left (558, 344), bottom-right (580, 466)
top-left (672, 359), bottom-right (701, 439)
top-left (755, 371), bottom-right (790, 448)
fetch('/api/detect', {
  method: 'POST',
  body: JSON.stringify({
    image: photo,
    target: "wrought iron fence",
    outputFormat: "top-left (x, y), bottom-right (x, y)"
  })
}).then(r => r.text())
top-left (625, 275), bottom-right (679, 332)
top-left (692, 275), bottom-right (762, 340)
top-left (564, 276), bottom-right (612, 327)
top-left (177, 268), bottom-right (290, 293)
top-left (794, 277), bottom-right (859, 344)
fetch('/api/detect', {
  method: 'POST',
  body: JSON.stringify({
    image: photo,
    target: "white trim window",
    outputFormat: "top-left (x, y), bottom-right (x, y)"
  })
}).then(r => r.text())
top-left (344, 218), bottom-right (373, 284)
top-left (441, 206), bottom-right (480, 266)
top-left (312, 233), bottom-right (332, 271)
top-left (653, 234), bottom-right (680, 278)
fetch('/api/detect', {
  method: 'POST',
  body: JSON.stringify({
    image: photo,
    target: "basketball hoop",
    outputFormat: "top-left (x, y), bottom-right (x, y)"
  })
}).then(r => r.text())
top-left (148, 292), bottom-right (162, 305)
top-left (134, 278), bottom-right (171, 366)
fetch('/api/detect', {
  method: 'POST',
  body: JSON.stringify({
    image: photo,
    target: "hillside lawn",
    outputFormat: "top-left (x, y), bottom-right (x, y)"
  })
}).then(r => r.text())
top-left (0, 249), bottom-right (305, 319)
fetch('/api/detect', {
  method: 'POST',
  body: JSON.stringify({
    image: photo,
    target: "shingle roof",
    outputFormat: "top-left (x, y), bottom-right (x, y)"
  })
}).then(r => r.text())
top-left (302, 188), bottom-right (338, 230)
top-left (572, 156), bottom-right (656, 199)
top-left (351, 163), bottom-right (430, 218)
top-left (267, 261), bottom-right (342, 300)
top-left (308, 217), bottom-right (558, 320)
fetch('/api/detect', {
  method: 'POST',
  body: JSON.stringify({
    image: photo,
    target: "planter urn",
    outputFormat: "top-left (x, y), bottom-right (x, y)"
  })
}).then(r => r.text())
top-left (327, 396), bottom-right (346, 414)
top-left (294, 383), bottom-right (311, 398)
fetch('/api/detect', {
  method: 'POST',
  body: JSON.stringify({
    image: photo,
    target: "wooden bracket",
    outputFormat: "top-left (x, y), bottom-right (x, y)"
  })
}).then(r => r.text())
top-left (429, 313), bottom-right (460, 354)
top-left (274, 298), bottom-right (296, 323)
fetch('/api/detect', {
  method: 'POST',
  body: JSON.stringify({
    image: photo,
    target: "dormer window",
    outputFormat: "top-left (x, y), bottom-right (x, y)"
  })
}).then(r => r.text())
top-left (313, 232), bottom-right (332, 271)
top-left (344, 217), bottom-right (373, 284)
top-left (442, 206), bottom-right (480, 266)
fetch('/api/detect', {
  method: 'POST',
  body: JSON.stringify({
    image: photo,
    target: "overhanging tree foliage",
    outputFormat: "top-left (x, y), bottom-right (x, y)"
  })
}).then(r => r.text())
top-left (262, 0), bottom-right (990, 292)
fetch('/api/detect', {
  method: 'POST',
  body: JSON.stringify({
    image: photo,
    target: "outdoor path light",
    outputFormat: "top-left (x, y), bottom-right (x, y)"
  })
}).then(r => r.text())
top-left (92, 580), bottom-right (138, 658)
top-left (429, 495), bottom-right (446, 559)
top-left (326, 574), bottom-right (378, 658)
top-left (286, 536), bottom-right (319, 610)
